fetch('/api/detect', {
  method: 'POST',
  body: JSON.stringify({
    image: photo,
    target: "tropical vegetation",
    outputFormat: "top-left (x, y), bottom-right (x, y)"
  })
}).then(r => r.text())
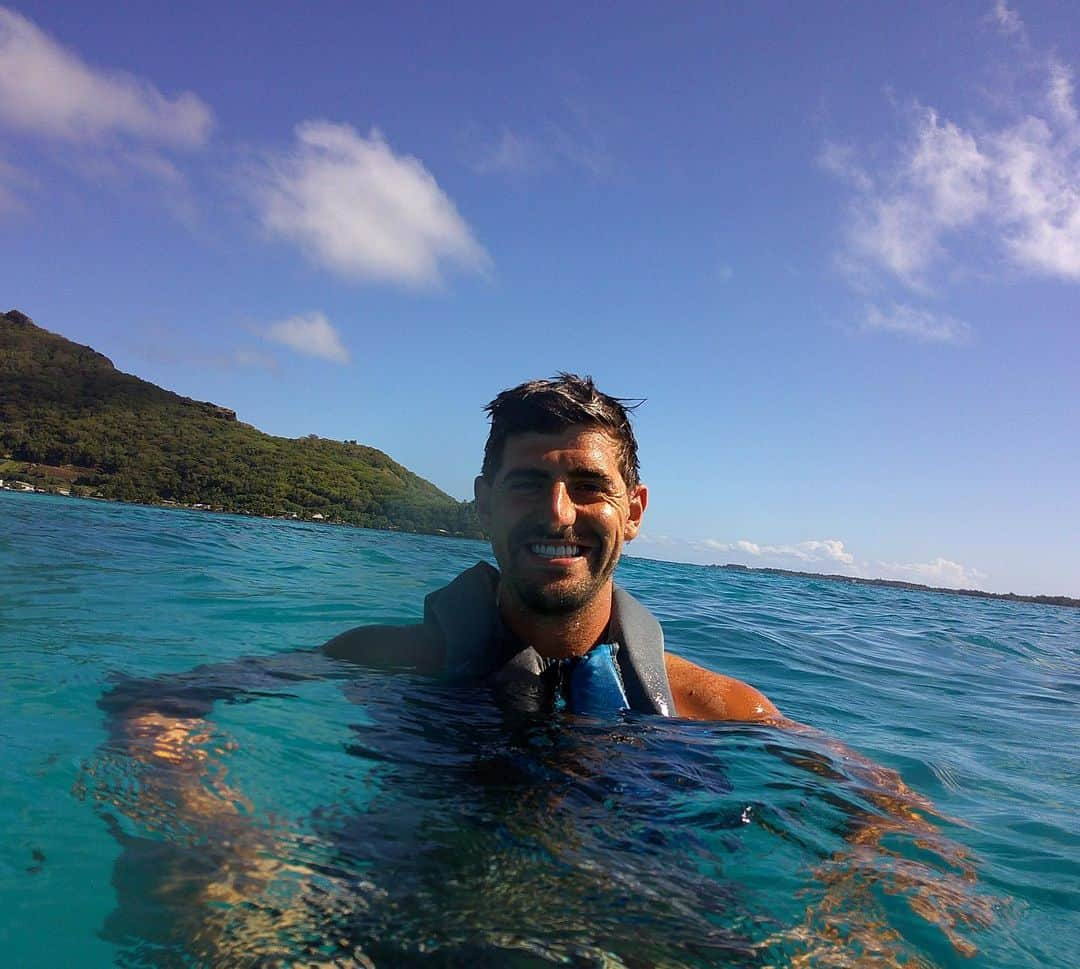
top-left (1, 310), bottom-right (482, 537)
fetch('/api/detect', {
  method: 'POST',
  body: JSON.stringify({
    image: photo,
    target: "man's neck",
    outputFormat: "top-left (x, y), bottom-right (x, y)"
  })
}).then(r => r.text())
top-left (497, 584), bottom-right (613, 660)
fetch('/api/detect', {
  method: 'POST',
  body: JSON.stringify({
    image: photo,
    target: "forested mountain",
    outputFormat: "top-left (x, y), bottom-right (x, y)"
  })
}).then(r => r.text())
top-left (0, 310), bottom-right (482, 536)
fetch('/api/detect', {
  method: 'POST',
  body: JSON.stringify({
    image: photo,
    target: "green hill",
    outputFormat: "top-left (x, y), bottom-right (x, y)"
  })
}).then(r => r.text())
top-left (0, 309), bottom-right (482, 536)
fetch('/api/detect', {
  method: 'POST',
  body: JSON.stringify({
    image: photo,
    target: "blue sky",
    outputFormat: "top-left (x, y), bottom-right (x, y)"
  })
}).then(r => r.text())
top-left (1, 2), bottom-right (1077, 596)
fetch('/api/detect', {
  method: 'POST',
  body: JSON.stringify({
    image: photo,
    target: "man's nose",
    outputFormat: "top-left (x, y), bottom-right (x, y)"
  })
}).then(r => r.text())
top-left (545, 481), bottom-right (577, 527)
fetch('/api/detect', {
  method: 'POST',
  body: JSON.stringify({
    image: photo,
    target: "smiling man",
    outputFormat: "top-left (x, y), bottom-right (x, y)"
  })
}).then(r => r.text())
top-left (323, 374), bottom-right (778, 721)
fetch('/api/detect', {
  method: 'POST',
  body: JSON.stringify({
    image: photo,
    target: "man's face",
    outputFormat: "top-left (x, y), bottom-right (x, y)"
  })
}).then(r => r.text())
top-left (474, 426), bottom-right (647, 616)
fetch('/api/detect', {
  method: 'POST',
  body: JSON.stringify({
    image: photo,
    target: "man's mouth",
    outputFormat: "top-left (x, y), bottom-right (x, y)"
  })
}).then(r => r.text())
top-left (528, 542), bottom-right (584, 559)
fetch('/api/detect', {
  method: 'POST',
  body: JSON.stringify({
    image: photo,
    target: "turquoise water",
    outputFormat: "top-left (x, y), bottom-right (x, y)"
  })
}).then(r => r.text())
top-left (2, 490), bottom-right (1077, 967)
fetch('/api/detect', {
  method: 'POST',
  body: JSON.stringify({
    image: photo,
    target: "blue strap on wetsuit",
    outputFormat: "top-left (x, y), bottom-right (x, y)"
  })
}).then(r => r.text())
top-left (552, 643), bottom-right (630, 715)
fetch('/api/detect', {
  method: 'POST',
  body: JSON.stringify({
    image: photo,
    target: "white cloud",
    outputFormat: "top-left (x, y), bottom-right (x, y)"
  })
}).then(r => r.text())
top-left (703, 537), bottom-right (856, 566)
top-left (910, 112), bottom-right (991, 228)
top-left (875, 557), bottom-right (987, 589)
top-left (990, 0), bottom-right (1024, 38)
top-left (252, 121), bottom-right (489, 287)
top-left (819, 141), bottom-right (872, 192)
top-left (826, 27), bottom-right (1080, 330)
top-left (1047, 60), bottom-right (1078, 127)
top-left (262, 312), bottom-right (350, 364)
top-left (801, 539), bottom-right (855, 565)
top-left (862, 303), bottom-right (972, 343)
top-left (0, 7), bottom-right (212, 146)
top-left (991, 112), bottom-right (1080, 278)
top-left (848, 194), bottom-right (941, 288)
top-left (834, 108), bottom-right (991, 288)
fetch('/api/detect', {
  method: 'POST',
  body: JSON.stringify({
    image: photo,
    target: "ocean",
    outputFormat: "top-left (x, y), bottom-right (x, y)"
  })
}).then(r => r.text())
top-left (1, 490), bottom-right (1077, 967)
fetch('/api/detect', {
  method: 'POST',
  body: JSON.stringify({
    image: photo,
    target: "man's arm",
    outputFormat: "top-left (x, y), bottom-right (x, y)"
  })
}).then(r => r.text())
top-left (98, 625), bottom-right (442, 806)
top-left (93, 648), bottom-right (347, 845)
top-left (101, 623), bottom-right (441, 732)
top-left (90, 624), bottom-right (444, 961)
top-left (664, 652), bottom-right (779, 721)
top-left (97, 624), bottom-right (444, 825)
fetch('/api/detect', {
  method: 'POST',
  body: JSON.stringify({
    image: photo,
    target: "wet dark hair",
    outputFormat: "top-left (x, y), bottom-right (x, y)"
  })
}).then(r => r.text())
top-left (482, 373), bottom-right (643, 487)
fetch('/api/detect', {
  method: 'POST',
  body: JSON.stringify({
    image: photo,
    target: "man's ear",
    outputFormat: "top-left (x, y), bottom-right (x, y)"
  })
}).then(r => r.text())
top-left (623, 483), bottom-right (648, 541)
top-left (474, 474), bottom-right (492, 527)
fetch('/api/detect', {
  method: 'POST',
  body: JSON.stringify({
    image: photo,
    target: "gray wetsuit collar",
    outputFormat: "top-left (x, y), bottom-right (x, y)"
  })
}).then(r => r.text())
top-left (422, 562), bottom-right (674, 716)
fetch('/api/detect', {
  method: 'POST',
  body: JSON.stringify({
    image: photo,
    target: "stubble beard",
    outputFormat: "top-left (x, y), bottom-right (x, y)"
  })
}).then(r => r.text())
top-left (512, 573), bottom-right (604, 616)
top-left (505, 546), bottom-right (618, 617)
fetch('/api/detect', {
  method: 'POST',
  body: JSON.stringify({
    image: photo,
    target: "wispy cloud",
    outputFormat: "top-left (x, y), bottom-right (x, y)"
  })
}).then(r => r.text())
top-left (546, 116), bottom-right (611, 177)
top-left (0, 153), bottom-right (31, 213)
top-left (227, 348), bottom-right (279, 371)
top-left (825, 107), bottom-right (993, 291)
top-left (261, 311), bottom-right (350, 364)
top-left (0, 7), bottom-right (212, 146)
top-left (990, 0), bottom-right (1024, 39)
top-left (58, 145), bottom-right (202, 226)
top-left (819, 141), bottom-right (872, 192)
top-left (468, 99), bottom-right (612, 179)
top-left (703, 537), bottom-right (856, 566)
top-left (0, 7), bottom-right (210, 223)
top-left (862, 303), bottom-right (972, 343)
top-left (471, 130), bottom-right (542, 176)
top-left (846, 92), bottom-right (1080, 287)
top-left (251, 121), bottom-right (489, 287)
top-left (875, 556), bottom-right (986, 588)
top-left (825, 8), bottom-right (1080, 337)
top-left (130, 331), bottom-right (279, 374)
top-left (634, 534), bottom-right (986, 590)
top-left (1047, 60), bottom-right (1078, 127)
top-left (992, 91), bottom-right (1080, 279)
top-left (125, 317), bottom-right (345, 372)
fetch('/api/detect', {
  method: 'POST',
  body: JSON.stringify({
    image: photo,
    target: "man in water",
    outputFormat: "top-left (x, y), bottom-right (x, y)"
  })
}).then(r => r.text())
top-left (320, 373), bottom-right (778, 721)
top-left (95, 375), bottom-right (986, 964)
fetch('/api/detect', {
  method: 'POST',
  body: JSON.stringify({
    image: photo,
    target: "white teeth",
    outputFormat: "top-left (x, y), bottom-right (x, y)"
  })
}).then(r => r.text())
top-left (530, 543), bottom-right (581, 558)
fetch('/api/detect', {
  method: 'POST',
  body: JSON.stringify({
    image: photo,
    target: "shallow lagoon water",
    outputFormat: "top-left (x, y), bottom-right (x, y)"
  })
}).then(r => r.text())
top-left (1, 491), bottom-right (1077, 966)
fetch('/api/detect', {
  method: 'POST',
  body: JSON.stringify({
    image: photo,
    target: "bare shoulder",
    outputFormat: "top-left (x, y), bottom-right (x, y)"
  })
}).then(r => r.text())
top-left (320, 622), bottom-right (445, 674)
top-left (664, 652), bottom-right (780, 722)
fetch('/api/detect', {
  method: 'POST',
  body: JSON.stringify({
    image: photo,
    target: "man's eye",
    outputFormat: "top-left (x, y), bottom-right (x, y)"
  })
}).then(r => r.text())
top-left (572, 481), bottom-right (606, 497)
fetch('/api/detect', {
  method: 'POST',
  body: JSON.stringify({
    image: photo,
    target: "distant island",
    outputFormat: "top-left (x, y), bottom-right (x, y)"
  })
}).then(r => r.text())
top-left (703, 563), bottom-right (1078, 610)
top-left (1, 309), bottom-right (482, 537)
